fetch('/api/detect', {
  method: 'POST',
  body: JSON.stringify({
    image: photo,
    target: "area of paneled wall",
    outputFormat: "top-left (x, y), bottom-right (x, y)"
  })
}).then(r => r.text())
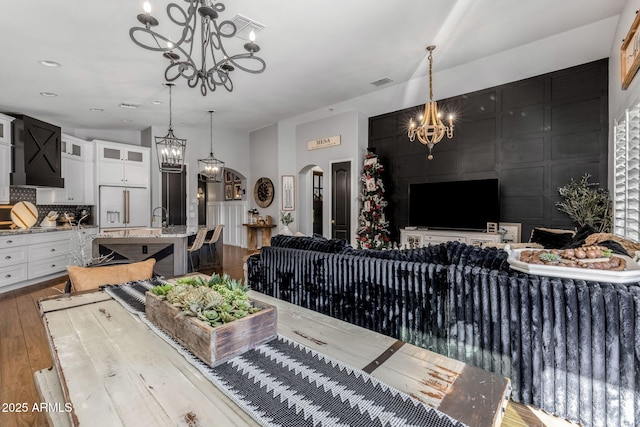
top-left (369, 59), bottom-right (609, 242)
top-left (207, 201), bottom-right (248, 248)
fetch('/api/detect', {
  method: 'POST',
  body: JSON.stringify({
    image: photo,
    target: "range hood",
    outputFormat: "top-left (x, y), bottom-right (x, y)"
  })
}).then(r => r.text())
top-left (10, 114), bottom-right (64, 188)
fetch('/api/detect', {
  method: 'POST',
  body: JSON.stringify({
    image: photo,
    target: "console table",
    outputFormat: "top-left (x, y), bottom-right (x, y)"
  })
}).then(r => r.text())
top-left (38, 289), bottom-right (510, 427)
top-left (400, 228), bottom-right (502, 248)
top-left (243, 223), bottom-right (276, 251)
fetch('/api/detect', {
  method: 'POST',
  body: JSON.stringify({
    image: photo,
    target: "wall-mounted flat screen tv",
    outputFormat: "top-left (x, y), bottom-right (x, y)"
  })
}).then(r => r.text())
top-left (408, 178), bottom-right (500, 231)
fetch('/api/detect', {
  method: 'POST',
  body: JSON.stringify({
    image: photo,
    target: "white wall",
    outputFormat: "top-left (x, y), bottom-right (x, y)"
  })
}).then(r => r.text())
top-left (66, 129), bottom-right (142, 146)
top-left (253, 17), bottom-right (619, 244)
top-left (149, 123), bottom-right (250, 233)
top-left (294, 110), bottom-right (366, 242)
top-left (249, 124), bottom-right (279, 232)
top-left (608, 1), bottom-right (640, 191)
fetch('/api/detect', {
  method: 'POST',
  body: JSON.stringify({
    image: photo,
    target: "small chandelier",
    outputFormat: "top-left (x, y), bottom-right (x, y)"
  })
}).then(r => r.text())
top-left (156, 83), bottom-right (186, 173)
top-left (199, 110), bottom-right (225, 182)
top-left (130, 1), bottom-right (266, 96)
top-left (408, 45), bottom-right (454, 160)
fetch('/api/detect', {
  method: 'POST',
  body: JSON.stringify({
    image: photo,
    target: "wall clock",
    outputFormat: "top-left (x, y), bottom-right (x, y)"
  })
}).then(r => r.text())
top-left (254, 177), bottom-right (274, 208)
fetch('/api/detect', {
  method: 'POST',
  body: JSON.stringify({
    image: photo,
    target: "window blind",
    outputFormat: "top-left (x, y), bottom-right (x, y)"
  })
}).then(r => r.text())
top-left (614, 103), bottom-right (640, 241)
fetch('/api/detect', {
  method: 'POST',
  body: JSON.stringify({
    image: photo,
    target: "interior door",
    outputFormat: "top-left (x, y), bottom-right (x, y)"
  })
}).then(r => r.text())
top-left (331, 161), bottom-right (350, 241)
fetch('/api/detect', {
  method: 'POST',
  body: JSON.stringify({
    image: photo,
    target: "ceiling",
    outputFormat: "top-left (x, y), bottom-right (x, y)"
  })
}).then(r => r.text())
top-left (0, 0), bottom-right (627, 134)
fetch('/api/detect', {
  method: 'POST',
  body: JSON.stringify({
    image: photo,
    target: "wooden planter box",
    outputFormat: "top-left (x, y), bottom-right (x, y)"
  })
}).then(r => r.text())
top-left (145, 292), bottom-right (277, 367)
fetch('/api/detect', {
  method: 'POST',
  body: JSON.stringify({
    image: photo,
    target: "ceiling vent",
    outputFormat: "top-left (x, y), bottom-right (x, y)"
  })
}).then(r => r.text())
top-left (370, 77), bottom-right (394, 87)
top-left (119, 102), bottom-right (141, 109)
top-left (220, 14), bottom-right (265, 40)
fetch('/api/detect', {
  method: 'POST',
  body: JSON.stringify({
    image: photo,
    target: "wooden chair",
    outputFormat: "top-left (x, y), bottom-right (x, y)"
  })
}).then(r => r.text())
top-left (187, 228), bottom-right (208, 272)
top-left (206, 224), bottom-right (224, 262)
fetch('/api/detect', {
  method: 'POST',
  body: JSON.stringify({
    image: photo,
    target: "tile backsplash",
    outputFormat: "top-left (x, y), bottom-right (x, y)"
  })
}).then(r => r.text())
top-left (9, 186), bottom-right (94, 226)
top-left (9, 186), bottom-right (36, 204)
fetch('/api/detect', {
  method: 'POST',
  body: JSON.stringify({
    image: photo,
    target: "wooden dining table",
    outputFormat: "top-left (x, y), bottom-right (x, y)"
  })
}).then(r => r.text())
top-left (37, 288), bottom-right (510, 427)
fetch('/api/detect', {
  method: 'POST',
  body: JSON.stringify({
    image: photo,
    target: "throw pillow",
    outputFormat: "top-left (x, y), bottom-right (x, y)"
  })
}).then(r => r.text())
top-left (67, 259), bottom-right (156, 292)
top-left (529, 227), bottom-right (575, 249)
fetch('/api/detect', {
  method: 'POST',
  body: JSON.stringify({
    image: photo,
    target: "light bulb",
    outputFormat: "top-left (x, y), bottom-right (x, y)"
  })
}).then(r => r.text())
top-left (143, 1), bottom-right (151, 14)
top-left (167, 41), bottom-right (174, 49)
top-left (249, 30), bottom-right (256, 42)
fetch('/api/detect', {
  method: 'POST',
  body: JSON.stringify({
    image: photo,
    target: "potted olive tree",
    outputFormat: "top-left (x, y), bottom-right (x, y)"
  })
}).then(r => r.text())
top-left (556, 173), bottom-right (612, 232)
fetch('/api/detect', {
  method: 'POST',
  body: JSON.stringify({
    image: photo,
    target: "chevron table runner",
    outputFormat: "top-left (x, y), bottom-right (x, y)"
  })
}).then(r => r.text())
top-left (105, 281), bottom-right (468, 427)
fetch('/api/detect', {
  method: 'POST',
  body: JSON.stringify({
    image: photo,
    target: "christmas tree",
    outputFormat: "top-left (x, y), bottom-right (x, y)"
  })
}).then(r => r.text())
top-left (356, 151), bottom-right (391, 249)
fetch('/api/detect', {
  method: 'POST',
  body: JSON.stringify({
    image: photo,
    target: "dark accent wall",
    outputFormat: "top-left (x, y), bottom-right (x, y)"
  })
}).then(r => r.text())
top-left (369, 59), bottom-right (609, 243)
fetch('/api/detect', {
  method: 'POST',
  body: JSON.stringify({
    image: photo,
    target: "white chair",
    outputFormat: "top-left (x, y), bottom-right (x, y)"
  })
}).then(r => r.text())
top-left (187, 228), bottom-right (208, 272)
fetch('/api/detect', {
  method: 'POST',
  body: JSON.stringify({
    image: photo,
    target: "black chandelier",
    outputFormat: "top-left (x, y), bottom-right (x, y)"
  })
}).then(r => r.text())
top-left (130, 1), bottom-right (266, 96)
top-left (156, 83), bottom-right (186, 173)
top-left (199, 110), bottom-right (225, 182)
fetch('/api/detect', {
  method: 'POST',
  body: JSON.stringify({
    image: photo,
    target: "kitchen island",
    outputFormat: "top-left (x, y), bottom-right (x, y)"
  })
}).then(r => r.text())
top-left (93, 226), bottom-right (197, 278)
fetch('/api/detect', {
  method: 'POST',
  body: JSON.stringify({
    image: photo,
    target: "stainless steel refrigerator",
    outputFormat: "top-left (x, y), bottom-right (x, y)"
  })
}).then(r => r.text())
top-left (99, 186), bottom-right (149, 228)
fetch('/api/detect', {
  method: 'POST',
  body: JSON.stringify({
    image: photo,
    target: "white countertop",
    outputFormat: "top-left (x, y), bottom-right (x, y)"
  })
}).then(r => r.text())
top-left (96, 225), bottom-right (194, 238)
top-left (0, 225), bottom-right (98, 236)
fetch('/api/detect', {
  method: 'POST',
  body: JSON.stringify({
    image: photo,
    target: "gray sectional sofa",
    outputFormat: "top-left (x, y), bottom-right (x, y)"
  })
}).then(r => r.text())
top-left (246, 235), bottom-right (640, 427)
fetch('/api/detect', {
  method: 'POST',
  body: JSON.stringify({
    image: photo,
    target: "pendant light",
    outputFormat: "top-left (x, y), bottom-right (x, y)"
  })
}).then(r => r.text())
top-left (199, 110), bottom-right (225, 182)
top-left (407, 45), bottom-right (454, 160)
top-left (156, 83), bottom-right (186, 173)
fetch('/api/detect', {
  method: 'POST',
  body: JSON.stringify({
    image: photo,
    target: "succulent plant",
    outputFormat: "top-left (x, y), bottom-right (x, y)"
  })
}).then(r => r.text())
top-left (151, 274), bottom-right (259, 327)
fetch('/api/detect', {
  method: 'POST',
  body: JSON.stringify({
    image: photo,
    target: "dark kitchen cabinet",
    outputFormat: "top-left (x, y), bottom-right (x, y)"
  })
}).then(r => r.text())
top-left (10, 115), bottom-right (64, 187)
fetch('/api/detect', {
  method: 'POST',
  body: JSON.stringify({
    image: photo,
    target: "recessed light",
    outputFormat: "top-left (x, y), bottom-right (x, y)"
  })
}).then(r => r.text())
top-left (39, 92), bottom-right (58, 97)
top-left (38, 60), bottom-right (61, 68)
top-left (119, 103), bottom-right (141, 109)
top-left (152, 100), bottom-right (163, 105)
top-left (121, 119), bottom-right (132, 123)
top-left (90, 108), bottom-right (104, 112)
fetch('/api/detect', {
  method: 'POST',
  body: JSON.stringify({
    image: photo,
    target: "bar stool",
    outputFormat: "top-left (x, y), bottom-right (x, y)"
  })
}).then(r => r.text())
top-left (187, 228), bottom-right (208, 272)
top-left (206, 224), bottom-right (224, 263)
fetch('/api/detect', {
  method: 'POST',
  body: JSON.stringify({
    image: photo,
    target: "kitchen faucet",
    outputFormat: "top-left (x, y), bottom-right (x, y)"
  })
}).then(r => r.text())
top-left (151, 206), bottom-right (169, 228)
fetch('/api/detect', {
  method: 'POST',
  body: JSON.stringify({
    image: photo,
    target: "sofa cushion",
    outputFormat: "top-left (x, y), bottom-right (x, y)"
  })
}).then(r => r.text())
top-left (67, 259), bottom-right (156, 292)
top-left (270, 234), bottom-right (349, 253)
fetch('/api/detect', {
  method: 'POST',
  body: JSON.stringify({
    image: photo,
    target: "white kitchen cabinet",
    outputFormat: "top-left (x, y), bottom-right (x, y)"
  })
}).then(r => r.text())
top-left (96, 140), bottom-right (149, 187)
top-left (0, 234), bottom-right (29, 289)
top-left (0, 229), bottom-right (103, 293)
top-left (0, 143), bottom-right (11, 205)
top-left (0, 113), bottom-right (15, 205)
top-left (28, 237), bottom-right (71, 279)
top-left (0, 113), bottom-right (13, 145)
top-left (37, 135), bottom-right (95, 205)
top-left (400, 228), bottom-right (502, 248)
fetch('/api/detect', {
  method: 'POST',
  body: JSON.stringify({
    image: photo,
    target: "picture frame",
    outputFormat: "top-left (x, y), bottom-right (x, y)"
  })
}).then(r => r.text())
top-left (224, 184), bottom-right (232, 201)
top-left (621, 11), bottom-right (640, 90)
top-left (282, 175), bottom-right (295, 211)
top-left (225, 170), bottom-right (232, 184)
top-left (233, 183), bottom-right (242, 200)
top-left (499, 222), bottom-right (522, 243)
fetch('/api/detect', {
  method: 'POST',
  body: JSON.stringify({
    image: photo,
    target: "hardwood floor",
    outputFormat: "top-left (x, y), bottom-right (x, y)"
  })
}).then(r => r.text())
top-left (0, 244), bottom-right (576, 427)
